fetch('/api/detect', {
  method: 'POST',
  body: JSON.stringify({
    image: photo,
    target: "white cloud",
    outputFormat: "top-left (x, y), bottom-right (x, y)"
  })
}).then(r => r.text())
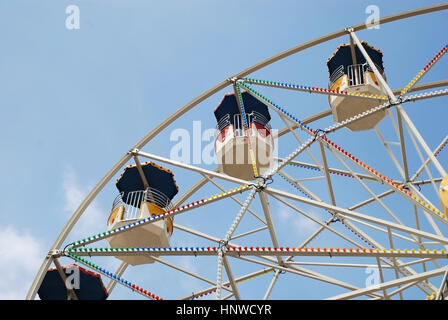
top-left (0, 226), bottom-right (45, 299)
top-left (62, 166), bottom-right (105, 238)
top-left (0, 168), bottom-right (112, 300)
top-left (277, 204), bottom-right (324, 236)
top-left (177, 256), bottom-right (200, 274)
top-left (62, 167), bottom-right (122, 287)
top-left (172, 256), bottom-right (203, 293)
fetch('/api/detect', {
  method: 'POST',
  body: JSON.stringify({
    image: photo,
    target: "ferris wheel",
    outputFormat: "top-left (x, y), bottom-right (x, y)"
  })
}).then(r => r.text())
top-left (28, 3), bottom-right (448, 300)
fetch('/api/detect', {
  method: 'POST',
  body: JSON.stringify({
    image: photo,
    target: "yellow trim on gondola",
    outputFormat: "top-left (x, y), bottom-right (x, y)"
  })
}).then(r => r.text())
top-left (440, 174), bottom-right (448, 215)
top-left (329, 71), bottom-right (380, 92)
top-left (368, 71), bottom-right (379, 86)
top-left (140, 202), bottom-right (174, 235)
top-left (329, 74), bottom-right (347, 91)
top-left (108, 205), bottom-right (125, 226)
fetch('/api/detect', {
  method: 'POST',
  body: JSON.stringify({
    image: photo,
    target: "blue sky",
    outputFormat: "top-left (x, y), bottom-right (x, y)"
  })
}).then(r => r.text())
top-left (0, 0), bottom-right (447, 300)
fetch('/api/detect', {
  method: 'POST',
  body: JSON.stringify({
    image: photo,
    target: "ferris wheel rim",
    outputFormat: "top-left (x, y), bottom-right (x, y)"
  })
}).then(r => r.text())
top-left (27, 3), bottom-right (448, 300)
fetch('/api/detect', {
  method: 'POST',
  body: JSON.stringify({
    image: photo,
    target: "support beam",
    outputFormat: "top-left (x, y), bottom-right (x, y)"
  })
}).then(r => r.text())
top-left (374, 281), bottom-right (417, 300)
top-left (276, 167), bottom-right (440, 294)
top-left (276, 158), bottom-right (393, 183)
top-left (271, 193), bottom-right (366, 249)
top-left (329, 267), bottom-right (448, 300)
top-left (137, 151), bottom-right (251, 186)
top-left (263, 270), bottom-right (281, 300)
top-left (329, 147), bottom-right (421, 243)
top-left (277, 112), bottom-right (323, 168)
top-left (106, 262), bottom-right (128, 295)
top-left (345, 216), bottom-right (417, 244)
top-left (406, 125), bottom-right (442, 197)
top-left (259, 192), bottom-right (283, 265)
top-left (202, 174), bottom-right (267, 225)
top-left (231, 226), bottom-right (269, 241)
top-left (150, 256), bottom-right (232, 293)
top-left (133, 155), bottom-right (150, 190)
top-left (376, 257), bottom-right (389, 299)
top-left (318, 141), bottom-right (337, 205)
top-left (411, 136), bottom-right (448, 182)
top-left (375, 127), bottom-right (406, 180)
top-left (222, 255), bottom-right (241, 300)
top-left (436, 269), bottom-right (448, 300)
top-left (66, 247), bottom-right (448, 259)
top-left (285, 261), bottom-right (393, 269)
top-left (387, 227), bottom-right (403, 300)
top-left (264, 186), bottom-right (448, 244)
top-left (217, 188), bottom-right (258, 299)
top-left (396, 109), bottom-right (410, 182)
top-left (179, 268), bottom-right (274, 300)
top-left (235, 255), bottom-right (383, 299)
top-left (350, 30), bottom-right (446, 177)
top-left (173, 174), bottom-right (211, 207)
top-left (397, 107), bottom-right (446, 177)
top-left (53, 258), bottom-right (78, 300)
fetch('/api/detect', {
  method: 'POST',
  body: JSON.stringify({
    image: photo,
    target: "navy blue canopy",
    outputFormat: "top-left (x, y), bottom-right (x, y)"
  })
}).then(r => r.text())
top-left (116, 161), bottom-right (178, 207)
top-left (214, 91), bottom-right (271, 129)
top-left (38, 264), bottom-right (108, 300)
top-left (327, 41), bottom-right (384, 76)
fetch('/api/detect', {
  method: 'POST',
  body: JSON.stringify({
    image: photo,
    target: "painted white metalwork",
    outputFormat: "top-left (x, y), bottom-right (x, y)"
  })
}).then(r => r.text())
top-left (28, 3), bottom-right (448, 301)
